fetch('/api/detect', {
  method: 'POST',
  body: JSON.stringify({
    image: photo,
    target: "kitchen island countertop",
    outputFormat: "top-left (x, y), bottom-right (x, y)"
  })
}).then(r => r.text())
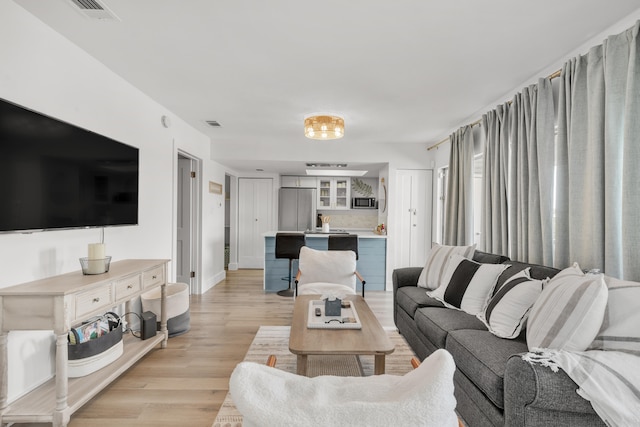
top-left (263, 230), bottom-right (386, 238)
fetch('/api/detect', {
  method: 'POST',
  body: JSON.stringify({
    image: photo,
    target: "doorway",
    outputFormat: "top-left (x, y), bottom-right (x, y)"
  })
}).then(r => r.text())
top-left (237, 177), bottom-right (273, 268)
top-left (395, 169), bottom-right (433, 268)
top-left (176, 152), bottom-right (201, 293)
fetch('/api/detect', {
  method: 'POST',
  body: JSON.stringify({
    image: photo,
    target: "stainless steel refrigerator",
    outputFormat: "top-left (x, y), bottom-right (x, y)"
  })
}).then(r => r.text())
top-left (278, 187), bottom-right (317, 231)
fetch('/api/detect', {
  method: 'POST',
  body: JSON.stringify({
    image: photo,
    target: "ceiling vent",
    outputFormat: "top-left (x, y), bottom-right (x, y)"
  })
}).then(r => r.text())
top-left (68, 0), bottom-right (120, 20)
top-left (205, 120), bottom-right (222, 127)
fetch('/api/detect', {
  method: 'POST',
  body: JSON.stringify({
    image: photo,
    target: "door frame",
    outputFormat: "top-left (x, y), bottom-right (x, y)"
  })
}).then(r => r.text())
top-left (174, 150), bottom-right (202, 294)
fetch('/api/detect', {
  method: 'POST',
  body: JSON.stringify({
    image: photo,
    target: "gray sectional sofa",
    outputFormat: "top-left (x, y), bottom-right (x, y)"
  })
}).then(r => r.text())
top-left (393, 251), bottom-right (606, 427)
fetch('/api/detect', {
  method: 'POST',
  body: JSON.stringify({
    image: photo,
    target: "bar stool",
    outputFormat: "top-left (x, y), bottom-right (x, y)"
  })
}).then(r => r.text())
top-left (328, 234), bottom-right (359, 260)
top-left (328, 234), bottom-right (365, 297)
top-left (275, 232), bottom-right (306, 297)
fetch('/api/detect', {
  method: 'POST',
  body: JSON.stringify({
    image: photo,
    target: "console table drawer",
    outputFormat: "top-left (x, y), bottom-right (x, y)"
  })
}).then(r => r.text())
top-left (76, 285), bottom-right (113, 318)
top-left (142, 266), bottom-right (164, 289)
top-left (115, 275), bottom-right (141, 300)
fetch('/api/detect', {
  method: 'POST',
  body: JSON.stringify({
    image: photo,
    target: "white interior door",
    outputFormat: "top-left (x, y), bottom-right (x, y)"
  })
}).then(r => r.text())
top-left (396, 169), bottom-right (433, 268)
top-left (238, 178), bottom-right (273, 268)
top-left (176, 156), bottom-right (192, 285)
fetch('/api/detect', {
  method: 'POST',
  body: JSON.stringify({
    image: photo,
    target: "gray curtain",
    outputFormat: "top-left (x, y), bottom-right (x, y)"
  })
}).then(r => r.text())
top-left (555, 21), bottom-right (640, 280)
top-left (444, 126), bottom-right (474, 245)
top-left (481, 79), bottom-right (555, 263)
top-left (481, 104), bottom-right (509, 256)
top-left (508, 79), bottom-right (556, 265)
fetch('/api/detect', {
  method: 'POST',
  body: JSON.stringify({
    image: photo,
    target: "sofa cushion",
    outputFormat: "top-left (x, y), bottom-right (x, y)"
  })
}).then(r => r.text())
top-left (527, 263), bottom-right (608, 351)
top-left (427, 255), bottom-right (509, 316)
top-left (495, 261), bottom-right (560, 294)
top-left (589, 276), bottom-right (640, 354)
top-left (396, 287), bottom-right (444, 319)
top-left (414, 307), bottom-right (487, 349)
top-left (446, 329), bottom-right (528, 409)
top-left (417, 243), bottom-right (476, 290)
top-left (472, 250), bottom-right (510, 264)
top-left (478, 268), bottom-right (547, 339)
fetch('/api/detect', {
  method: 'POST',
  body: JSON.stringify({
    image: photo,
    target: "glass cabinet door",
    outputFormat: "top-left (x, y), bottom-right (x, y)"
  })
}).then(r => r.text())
top-left (335, 178), bottom-right (349, 208)
top-left (318, 179), bottom-right (332, 208)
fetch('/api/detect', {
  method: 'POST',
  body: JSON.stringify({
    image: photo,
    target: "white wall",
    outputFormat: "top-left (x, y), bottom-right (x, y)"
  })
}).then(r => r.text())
top-left (0, 2), bottom-right (225, 402)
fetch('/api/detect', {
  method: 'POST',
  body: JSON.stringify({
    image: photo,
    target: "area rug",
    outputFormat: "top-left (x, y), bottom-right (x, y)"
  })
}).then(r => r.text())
top-left (212, 325), bottom-right (416, 427)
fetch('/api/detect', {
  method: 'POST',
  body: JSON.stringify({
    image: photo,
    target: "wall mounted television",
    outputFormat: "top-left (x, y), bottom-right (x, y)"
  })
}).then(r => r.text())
top-left (0, 97), bottom-right (139, 233)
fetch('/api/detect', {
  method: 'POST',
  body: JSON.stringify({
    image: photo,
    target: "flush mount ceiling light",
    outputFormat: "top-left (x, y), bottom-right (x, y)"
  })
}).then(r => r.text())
top-left (304, 115), bottom-right (344, 140)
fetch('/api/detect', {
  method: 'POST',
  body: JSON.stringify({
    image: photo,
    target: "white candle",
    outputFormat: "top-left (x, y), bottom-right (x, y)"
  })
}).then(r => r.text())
top-left (87, 243), bottom-right (106, 274)
top-left (88, 243), bottom-right (105, 260)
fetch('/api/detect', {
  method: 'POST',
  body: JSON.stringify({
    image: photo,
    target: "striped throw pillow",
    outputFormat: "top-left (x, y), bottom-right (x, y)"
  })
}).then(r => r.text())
top-left (588, 276), bottom-right (640, 355)
top-left (427, 254), bottom-right (509, 316)
top-left (526, 263), bottom-right (608, 352)
top-left (417, 243), bottom-right (476, 290)
top-left (477, 268), bottom-right (547, 339)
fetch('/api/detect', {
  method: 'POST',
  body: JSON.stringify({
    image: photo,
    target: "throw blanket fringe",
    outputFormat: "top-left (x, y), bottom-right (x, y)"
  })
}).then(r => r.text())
top-left (523, 348), bottom-right (640, 427)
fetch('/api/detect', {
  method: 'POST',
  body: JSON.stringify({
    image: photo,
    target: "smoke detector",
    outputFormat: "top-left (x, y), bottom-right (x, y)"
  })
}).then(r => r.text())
top-left (67, 0), bottom-right (120, 21)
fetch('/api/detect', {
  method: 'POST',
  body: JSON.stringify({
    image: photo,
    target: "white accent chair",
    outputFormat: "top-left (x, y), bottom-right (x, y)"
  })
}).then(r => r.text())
top-left (229, 349), bottom-right (460, 427)
top-left (294, 246), bottom-right (366, 297)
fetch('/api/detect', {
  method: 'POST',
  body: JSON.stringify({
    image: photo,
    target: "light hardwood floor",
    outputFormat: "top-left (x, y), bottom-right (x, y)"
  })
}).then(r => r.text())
top-left (18, 269), bottom-right (395, 427)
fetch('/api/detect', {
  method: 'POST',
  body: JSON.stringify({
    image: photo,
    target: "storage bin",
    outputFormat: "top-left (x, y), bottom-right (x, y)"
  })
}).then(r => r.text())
top-left (141, 282), bottom-right (190, 337)
top-left (68, 323), bottom-right (123, 378)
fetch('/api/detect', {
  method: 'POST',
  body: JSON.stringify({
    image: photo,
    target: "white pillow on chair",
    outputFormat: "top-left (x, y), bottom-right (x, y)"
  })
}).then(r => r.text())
top-left (297, 246), bottom-right (357, 289)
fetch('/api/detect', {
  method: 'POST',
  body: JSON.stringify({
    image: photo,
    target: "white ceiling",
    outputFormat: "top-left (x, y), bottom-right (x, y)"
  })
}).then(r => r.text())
top-left (14, 0), bottom-right (640, 175)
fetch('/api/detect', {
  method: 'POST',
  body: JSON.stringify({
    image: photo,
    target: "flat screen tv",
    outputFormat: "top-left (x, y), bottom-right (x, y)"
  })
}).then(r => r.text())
top-left (0, 97), bottom-right (139, 233)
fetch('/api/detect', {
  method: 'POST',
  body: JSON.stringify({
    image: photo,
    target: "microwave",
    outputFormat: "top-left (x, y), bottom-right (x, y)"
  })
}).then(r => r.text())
top-left (352, 197), bottom-right (377, 209)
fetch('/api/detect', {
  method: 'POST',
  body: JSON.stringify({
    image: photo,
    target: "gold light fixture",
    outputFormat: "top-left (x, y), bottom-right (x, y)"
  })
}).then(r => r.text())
top-left (304, 115), bottom-right (344, 140)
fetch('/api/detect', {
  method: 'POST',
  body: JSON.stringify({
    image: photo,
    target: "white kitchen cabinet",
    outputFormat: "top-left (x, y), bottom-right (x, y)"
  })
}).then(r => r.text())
top-left (281, 176), bottom-right (317, 188)
top-left (317, 178), bottom-right (350, 210)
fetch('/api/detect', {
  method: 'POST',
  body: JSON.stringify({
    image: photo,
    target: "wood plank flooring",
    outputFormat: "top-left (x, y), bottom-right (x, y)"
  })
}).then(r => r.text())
top-left (15, 269), bottom-right (395, 427)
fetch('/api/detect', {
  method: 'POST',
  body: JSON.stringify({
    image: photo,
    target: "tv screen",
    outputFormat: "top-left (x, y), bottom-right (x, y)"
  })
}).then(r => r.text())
top-left (0, 98), bottom-right (139, 233)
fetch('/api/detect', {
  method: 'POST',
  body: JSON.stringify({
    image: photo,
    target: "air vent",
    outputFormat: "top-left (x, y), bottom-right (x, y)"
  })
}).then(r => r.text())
top-left (205, 120), bottom-right (222, 127)
top-left (68, 0), bottom-right (120, 20)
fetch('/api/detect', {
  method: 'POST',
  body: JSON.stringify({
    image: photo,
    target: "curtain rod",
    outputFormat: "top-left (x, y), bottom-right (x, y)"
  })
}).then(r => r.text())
top-left (426, 68), bottom-right (562, 151)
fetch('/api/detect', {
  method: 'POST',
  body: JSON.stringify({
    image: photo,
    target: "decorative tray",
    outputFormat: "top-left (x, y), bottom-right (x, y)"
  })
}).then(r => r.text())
top-left (307, 300), bottom-right (362, 329)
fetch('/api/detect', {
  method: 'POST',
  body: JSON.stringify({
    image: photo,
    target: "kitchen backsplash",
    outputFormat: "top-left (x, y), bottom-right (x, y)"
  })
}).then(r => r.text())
top-left (319, 213), bottom-right (378, 230)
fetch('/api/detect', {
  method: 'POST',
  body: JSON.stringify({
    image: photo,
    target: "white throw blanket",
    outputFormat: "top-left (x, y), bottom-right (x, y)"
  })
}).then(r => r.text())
top-left (523, 348), bottom-right (640, 426)
top-left (229, 348), bottom-right (458, 427)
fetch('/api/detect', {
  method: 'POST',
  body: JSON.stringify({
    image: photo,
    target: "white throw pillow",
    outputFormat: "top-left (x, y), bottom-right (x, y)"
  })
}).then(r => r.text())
top-left (427, 254), bottom-right (508, 316)
top-left (526, 262), bottom-right (608, 352)
top-left (417, 243), bottom-right (476, 290)
top-left (588, 276), bottom-right (640, 355)
top-left (477, 268), bottom-right (547, 339)
top-left (297, 246), bottom-right (357, 289)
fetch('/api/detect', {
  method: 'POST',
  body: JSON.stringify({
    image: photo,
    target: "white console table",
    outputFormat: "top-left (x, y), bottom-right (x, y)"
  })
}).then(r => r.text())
top-left (0, 259), bottom-right (170, 427)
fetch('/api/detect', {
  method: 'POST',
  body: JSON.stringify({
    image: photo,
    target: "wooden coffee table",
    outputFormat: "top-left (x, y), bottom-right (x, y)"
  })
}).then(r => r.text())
top-left (289, 294), bottom-right (395, 376)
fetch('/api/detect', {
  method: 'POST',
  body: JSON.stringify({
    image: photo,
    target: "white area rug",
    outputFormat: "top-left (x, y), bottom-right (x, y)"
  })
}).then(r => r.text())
top-left (212, 325), bottom-right (415, 427)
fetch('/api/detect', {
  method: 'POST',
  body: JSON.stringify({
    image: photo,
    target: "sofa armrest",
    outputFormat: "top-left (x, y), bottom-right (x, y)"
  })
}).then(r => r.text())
top-left (504, 354), bottom-right (604, 426)
top-left (392, 267), bottom-right (423, 292)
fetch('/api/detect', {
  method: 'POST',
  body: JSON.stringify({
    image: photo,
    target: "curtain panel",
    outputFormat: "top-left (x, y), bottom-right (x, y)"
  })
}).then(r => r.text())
top-left (481, 104), bottom-right (510, 256)
top-left (481, 79), bottom-right (555, 263)
top-left (555, 21), bottom-right (640, 280)
top-left (444, 126), bottom-right (474, 245)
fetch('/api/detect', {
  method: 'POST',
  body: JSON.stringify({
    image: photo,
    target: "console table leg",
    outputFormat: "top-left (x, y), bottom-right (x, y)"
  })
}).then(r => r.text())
top-left (0, 332), bottom-right (7, 416)
top-left (160, 283), bottom-right (168, 348)
top-left (54, 332), bottom-right (69, 426)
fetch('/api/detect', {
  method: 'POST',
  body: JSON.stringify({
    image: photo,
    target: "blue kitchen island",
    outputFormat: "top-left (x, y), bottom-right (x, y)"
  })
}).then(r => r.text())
top-left (263, 231), bottom-right (387, 293)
